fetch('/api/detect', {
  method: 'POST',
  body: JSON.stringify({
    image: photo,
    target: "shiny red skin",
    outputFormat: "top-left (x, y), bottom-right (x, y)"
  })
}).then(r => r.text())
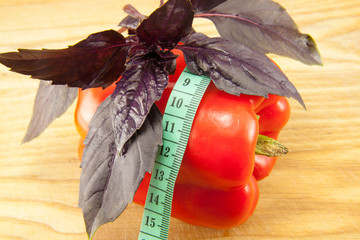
top-left (134, 172), bottom-right (259, 229)
top-left (74, 49), bottom-right (290, 228)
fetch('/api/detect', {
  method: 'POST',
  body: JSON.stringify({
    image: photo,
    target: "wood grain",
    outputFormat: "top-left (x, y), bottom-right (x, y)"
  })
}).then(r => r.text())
top-left (0, 0), bottom-right (359, 239)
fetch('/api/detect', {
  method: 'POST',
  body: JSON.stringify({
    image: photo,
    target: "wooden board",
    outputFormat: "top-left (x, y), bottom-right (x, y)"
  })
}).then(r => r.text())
top-left (0, 0), bottom-right (359, 239)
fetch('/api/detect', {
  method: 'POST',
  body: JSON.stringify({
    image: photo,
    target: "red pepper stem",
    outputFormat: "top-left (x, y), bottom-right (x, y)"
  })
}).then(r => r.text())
top-left (255, 134), bottom-right (288, 157)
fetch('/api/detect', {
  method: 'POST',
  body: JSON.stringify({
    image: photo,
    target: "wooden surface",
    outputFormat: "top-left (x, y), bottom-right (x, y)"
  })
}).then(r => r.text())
top-left (0, 0), bottom-right (359, 239)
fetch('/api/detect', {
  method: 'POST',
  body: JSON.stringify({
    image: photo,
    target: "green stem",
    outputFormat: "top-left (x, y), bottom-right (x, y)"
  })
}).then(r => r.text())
top-left (255, 134), bottom-right (289, 157)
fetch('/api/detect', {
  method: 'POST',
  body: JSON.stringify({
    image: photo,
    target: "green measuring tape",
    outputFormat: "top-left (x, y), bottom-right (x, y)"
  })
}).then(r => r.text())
top-left (138, 68), bottom-right (211, 240)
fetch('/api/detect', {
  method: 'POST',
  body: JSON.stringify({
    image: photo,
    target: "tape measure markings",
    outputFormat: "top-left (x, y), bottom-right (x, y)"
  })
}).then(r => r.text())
top-left (138, 68), bottom-right (211, 240)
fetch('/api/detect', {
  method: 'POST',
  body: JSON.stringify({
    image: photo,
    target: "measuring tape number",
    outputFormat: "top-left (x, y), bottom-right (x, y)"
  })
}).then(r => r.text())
top-left (138, 68), bottom-right (211, 240)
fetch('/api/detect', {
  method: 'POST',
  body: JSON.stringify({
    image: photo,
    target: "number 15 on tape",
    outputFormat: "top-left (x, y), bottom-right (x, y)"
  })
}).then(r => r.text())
top-left (138, 68), bottom-right (211, 240)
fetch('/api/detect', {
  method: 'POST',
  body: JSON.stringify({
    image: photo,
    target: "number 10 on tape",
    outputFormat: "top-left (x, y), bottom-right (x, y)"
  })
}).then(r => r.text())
top-left (138, 68), bottom-right (211, 240)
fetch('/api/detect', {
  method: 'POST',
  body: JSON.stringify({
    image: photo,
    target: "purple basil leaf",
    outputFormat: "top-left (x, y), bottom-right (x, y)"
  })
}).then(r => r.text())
top-left (179, 32), bottom-right (305, 108)
top-left (165, 58), bottom-right (177, 75)
top-left (0, 30), bottom-right (130, 89)
top-left (119, 15), bottom-right (142, 30)
top-left (111, 51), bottom-right (169, 150)
top-left (123, 4), bottom-right (146, 19)
top-left (79, 102), bottom-right (162, 238)
top-left (136, 0), bottom-right (194, 49)
top-left (118, 4), bottom-right (146, 30)
top-left (22, 81), bottom-right (78, 143)
top-left (155, 50), bottom-right (178, 75)
top-left (191, 0), bottom-right (227, 12)
top-left (196, 0), bottom-right (322, 65)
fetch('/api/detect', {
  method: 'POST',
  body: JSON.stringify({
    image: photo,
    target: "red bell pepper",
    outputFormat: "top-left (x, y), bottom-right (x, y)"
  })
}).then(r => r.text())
top-left (75, 49), bottom-right (290, 228)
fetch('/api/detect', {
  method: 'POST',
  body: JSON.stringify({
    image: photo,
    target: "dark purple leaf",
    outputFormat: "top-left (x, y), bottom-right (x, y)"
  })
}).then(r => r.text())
top-left (0, 30), bottom-right (131, 89)
top-left (79, 102), bottom-right (162, 238)
top-left (118, 4), bottom-right (146, 30)
top-left (179, 32), bottom-right (305, 108)
top-left (119, 15), bottom-right (142, 30)
top-left (123, 4), bottom-right (146, 19)
top-left (136, 0), bottom-right (194, 49)
top-left (191, 0), bottom-right (227, 12)
top-left (22, 82), bottom-right (78, 143)
top-left (196, 0), bottom-right (322, 65)
top-left (111, 51), bottom-right (170, 150)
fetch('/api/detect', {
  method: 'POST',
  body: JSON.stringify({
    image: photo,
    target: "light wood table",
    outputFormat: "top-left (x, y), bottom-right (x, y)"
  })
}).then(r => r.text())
top-left (0, 0), bottom-right (359, 239)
